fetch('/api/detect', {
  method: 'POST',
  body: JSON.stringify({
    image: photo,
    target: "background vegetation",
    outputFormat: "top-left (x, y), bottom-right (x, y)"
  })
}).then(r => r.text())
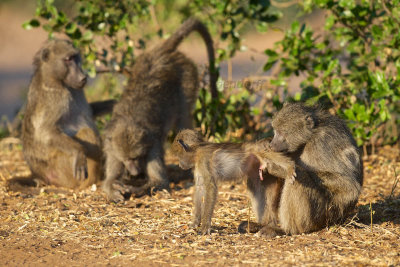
top-left (22, 0), bottom-right (400, 152)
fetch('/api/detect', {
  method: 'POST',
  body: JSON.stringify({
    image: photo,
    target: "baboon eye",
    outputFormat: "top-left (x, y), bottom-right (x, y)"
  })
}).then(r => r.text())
top-left (178, 139), bottom-right (190, 152)
top-left (64, 55), bottom-right (76, 62)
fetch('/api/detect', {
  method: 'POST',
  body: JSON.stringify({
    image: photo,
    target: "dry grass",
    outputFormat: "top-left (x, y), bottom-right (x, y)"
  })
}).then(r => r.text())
top-left (0, 137), bottom-right (399, 266)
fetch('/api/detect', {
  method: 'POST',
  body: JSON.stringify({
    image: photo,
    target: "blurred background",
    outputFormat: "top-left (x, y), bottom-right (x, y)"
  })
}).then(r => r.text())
top-left (0, 0), bottom-right (320, 121)
top-left (1, 0), bottom-right (398, 149)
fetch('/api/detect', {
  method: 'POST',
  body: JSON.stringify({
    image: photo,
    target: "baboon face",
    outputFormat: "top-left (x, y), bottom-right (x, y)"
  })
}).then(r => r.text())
top-left (113, 129), bottom-right (149, 176)
top-left (271, 103), bottom-right (315, 153)
top-left (172, 129), bottom-right (204, 170)
top-left (39, 40), bottom-right (87, 89)
top-left (173, 138), bottom-right (195, 170)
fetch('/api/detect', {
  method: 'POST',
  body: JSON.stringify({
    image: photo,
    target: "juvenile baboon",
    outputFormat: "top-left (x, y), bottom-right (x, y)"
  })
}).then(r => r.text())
top-left (102, 18), bottom-right (218, 202)
top-left (268, 102), bottom-right (363, 235)
top-left (22, 39), bottom-right (106, 189)
top-left (171, 129), bottom-right (296, 235)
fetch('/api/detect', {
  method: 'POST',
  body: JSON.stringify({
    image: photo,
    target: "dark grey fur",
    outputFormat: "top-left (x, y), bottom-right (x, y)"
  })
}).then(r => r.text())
top-left (102, 18), bottom-right (217, 202)
top-left (269, 102), bottom-right (363, 235)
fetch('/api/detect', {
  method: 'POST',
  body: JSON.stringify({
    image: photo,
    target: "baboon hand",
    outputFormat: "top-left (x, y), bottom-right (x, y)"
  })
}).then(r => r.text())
top-left (200, 224), bottom-right (211, 235)
top-left (258, 160), bottom-right (272, 181)
top-left (259, 166), bottom-right (264, 181)
top-left (191, 218), bottom-right (200, 229)
top-left (287, 168), bottom-right (296, 185)
top-left (73, 150), bottom-right (88, 180)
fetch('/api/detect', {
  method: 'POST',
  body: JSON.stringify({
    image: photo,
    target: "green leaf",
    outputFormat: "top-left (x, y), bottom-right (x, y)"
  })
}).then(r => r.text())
top-left (22, 19), bottom-right (40, 30)
top-left (65, 22), bottom-right (77, 34)
top-left (325, 15), bottom-right (335, 30)
top-left (82, 30), bottom-right (93, 41)
top-left (371, 25), bottom-right (382, 39)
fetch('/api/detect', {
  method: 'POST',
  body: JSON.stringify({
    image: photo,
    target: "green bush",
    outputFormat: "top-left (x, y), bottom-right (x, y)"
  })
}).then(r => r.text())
top-left (264, 0), bottom-right (400, 148)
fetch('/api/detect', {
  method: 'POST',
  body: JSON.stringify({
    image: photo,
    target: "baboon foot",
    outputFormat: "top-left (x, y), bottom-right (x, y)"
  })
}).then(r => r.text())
top-left (130, 181), bottom-right (170, 198)
top-left (104, 181), bottom-right (132, 203)
top-left (199, 224), bottom-right (211, 235)
top-left (258, 225), bottom-right (285, 238)
top-left (238, 221), bottom-right (263, 234)
top-left (108, 190), bottom-right (126, 203)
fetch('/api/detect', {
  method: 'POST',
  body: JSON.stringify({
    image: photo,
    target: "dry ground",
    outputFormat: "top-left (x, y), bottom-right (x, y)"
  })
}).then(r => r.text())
top-left (0, 137), bottom-right (399, 266)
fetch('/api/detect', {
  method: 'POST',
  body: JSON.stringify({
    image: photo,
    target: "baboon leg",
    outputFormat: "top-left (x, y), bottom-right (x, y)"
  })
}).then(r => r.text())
top-left (261, 176), bottom-right (283, 226)
top-left (43, 128), bottom-right (101, 188)
top-left (74, 127), bottom-right (102, 189)
top-left (130, 145), bottom-right (169, 197)
top-left (176, 60), bottom-right (199, 130)
top-left (239, 176), bottom-right (266, 234)
top-left (246, 173), bottom-right (284, 237)
top-left (146, 155), bottom-right (168, 188)
top-left (246, 176), bottom-right (266, 224)
top-left (198, 173), bottom-right (217, 235)
top-left (279, 172), bottom-right (328, 235)
top-left (47, 149), bottom-right (76, 188)
top-left (191, 173), bottom-right (203, 229)
top-left (102, 154), bottom-right (124, 202)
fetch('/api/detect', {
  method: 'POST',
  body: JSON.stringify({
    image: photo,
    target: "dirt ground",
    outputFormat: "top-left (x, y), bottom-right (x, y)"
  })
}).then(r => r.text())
top-left (0, 138), bottom-right (399, 266)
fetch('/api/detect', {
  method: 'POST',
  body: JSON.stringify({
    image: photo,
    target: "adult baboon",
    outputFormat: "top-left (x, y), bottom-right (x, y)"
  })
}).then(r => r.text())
top-left (102, 18), bottom-right (218, 202)
top-left (267, 102), bottom-right (363, 235)
top-left (22, 39), bottom-right (109, 189)
top-left (172, 129), bottom-right (296, 235)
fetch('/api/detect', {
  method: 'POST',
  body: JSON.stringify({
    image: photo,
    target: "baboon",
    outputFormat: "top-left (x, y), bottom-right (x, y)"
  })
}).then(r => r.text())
top-left (22, 39), bottom-right (109, 189)
top-left (171, 129), bottom-right (296, 235)
top-left (102, 18), bottom-right (218, 202)
top-left (267, 102), bottom-right (363, 235)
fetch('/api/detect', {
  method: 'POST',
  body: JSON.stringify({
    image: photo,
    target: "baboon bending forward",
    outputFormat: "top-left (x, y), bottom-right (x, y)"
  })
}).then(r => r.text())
top-left (172, 129), bottom-right (296, 235)
top-left (22, 39), bottom-right (105, 189)
top-left (268, 102), bottom-right (363, 235)
top-left (103, 18), bottom-right (218, 202)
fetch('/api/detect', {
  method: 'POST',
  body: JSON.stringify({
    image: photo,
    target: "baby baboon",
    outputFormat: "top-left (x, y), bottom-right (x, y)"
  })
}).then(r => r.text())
top-left (22, 39), bottom-right (104, 189)
top-left (103, 18), bottom-right (218, 202)
top-left (268, 102), bottom-right (363, 235)
top-left (171, 129), bottom-right (296, 235)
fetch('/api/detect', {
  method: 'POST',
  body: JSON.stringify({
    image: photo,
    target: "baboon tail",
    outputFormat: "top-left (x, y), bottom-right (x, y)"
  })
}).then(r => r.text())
top-left (161, 18), bottom-right (218, 98)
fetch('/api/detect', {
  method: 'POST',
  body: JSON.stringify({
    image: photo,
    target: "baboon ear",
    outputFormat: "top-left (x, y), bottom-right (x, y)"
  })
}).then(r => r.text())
top-left (305, 115), bottom-right (314, 129)
top-left (41, 48), bottom-right (50, 62)
top-left (178, 139), bottom-right (190, 152)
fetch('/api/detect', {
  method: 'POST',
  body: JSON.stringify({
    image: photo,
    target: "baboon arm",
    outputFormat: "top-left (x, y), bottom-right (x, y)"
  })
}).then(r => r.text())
top-left (89, 99), bottom-right (116, 117)
top-left (319, 172), bottom-right (362, 202)
top-left (260, 153), bottom-right (296, 183)
top-left (47, 127), bottom-right (85, 155)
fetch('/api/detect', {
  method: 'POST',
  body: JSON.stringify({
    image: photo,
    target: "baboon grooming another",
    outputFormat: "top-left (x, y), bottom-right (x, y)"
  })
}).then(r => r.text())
top-left (172, 129), bottom-right (296, 235)
top-left (268, 102), bottom-right (363, 235)
top-left (103, 18), bottom-right (218, 202)
top-left (22, 39), bottom-right (105, 189)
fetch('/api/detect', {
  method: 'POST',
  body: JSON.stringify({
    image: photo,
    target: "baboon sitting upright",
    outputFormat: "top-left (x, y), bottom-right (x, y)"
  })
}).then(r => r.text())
top-left (102, 18), bottom-right (218, 202)
top-left (268, 102), bottom-right (363, 235)
top-left (172, 129), bottom-right (296, 235)
top-left (22, 39), bottom-right (107, 189)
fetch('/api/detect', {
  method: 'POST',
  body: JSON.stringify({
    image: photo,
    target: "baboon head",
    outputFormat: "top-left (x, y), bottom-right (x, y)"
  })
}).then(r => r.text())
top-left (34, 39), bottom-right (87, 89)
top-left (172, 129), bottom-right (204, 170)
top-left (270, 103), bottom-right (316, 153)
top-left (111, 126), bottom-right (150, 176)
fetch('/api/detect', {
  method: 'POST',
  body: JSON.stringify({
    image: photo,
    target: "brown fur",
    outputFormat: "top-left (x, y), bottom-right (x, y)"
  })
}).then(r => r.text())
top-left (102, 18), bottom-right (218, 202)
top-left (21, 39), bottom-right (103, 189)
top-left (269, 102), bottom-right (363, 235)
top-left (172, 129), bottom-right (295, 235)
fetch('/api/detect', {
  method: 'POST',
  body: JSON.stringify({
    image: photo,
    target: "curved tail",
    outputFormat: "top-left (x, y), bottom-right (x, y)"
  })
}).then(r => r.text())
top-left (161, 18), bottom-right (218, 99)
